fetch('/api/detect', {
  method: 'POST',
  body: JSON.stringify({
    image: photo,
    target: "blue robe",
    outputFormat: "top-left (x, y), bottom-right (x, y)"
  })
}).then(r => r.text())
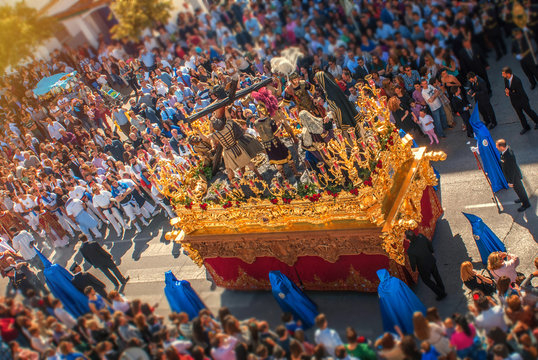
top-left (463, 213), bottom-right (506, 265)
top-left (164, 271), bottom-right (206, 320)
top-left (377, 269), bottom-right (426, 334)
top-left (469, 106), bottom-right (508, 192)
top-left (36, 250), bottom-right (90, 318)
top-left (269, 271), bottom-right (318, 329)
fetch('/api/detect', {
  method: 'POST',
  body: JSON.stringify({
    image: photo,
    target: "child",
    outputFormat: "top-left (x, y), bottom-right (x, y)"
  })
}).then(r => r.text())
top-left (418, 109), bottom-right (439, 144)
top-left (282, 312), bottom-right (302, 336)
top-left (409, 101), bottom-right (422, 121)
top-left (443, 317), bottom-right (455, 338)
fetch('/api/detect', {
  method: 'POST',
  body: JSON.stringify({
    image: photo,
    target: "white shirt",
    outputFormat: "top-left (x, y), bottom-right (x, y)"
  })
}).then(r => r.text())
top-left (421, 85), bottom-right (442, 111)
top-left (314, 328), bottom-right (343, 356)
top-left (12, 231), bottom-right (37, 260)
top-left (113, 299), bottom-right (131, 313)
top-left (47, 121), bottom-right (65, 140)
top-left (475, 305), bottom-right (508, 333)
top-left (93, 191), bottom-right (115, 209)
top-left (210, 337), bottom-right (237, 360)
top-left (65, 198), bottom-right (85, 217)
top-left (419, 114), bottom-right (435, 132)
top-left (20, 196), bottom-right (37, 211)
top-left (68, 186), bottom-right (87, 201)
top-left (53, 307), bottom-right (77, 329)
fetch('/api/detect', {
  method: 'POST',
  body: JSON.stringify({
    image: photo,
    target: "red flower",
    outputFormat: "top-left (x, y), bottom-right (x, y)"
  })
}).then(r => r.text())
top-left (200, 203), bottom-right (208, 210)
top-left (350, 188), bottom-right (359, 196)
top-left (364, 177), bottom-right (373, 186)
top-left (331, 192), bottom-right (338, 198)
top-left (185, 202), bottom-right (192, 209)
top-left (235, 201), bottom-right (241, 207)
top-left (376, 160), bottom-right (383, 169)
top-left (393, 128), bottom-right (399, 133)
top-left (270, 198), bottom-right (278, 204)
top-left (305, 185), bottom-right (308, 190)
top-left (327, 190), bottom-right (333, 196)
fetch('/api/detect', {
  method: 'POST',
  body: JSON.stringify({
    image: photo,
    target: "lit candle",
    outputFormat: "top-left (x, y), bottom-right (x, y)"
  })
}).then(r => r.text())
top-left (333, 161), bottom-right (340, 171)
top-left (337, 132), bottom-right (344, 142)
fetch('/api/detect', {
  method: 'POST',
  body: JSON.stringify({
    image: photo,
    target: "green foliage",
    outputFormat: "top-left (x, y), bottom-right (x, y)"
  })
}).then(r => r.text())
top-left (0, 1), bottom-right (57, 74)
top-left (110, 0), bottom-right (173, 40)
top-left (296, 182), bottom-right (319, 198)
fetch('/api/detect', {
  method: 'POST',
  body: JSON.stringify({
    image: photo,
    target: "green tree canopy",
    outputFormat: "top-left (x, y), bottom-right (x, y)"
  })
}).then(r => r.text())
top-left (0, 1), bottom-right (57, 74)
top-left (111, 0), bottom-right (173, 41)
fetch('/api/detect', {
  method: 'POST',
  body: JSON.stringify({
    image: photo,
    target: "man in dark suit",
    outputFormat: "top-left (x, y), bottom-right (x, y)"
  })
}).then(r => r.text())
top-left (496, 139), bottom-right (531, 212)
top-left (139, 103), bottom-right (161, 125)
top-left (502, 66), bottom-right (538, 134)
top-left (354, 57), bottom-right (371, 80)
top-left (405, 230), bottom-right (447, 300)
top-left (67, 155), bottom-right (84, 179)
top-left (450, 86), bottom-right (473, 137)
top-left (512, 28), bottom-right (538, 89)
top-left (459, 39), bottom-right (491, 93)
top-left (78, 234), bottom-right (129, 290)
top-left (70, 262), bottom-right (108, 298)
top-left (467, 72), bottom-right (497, 128)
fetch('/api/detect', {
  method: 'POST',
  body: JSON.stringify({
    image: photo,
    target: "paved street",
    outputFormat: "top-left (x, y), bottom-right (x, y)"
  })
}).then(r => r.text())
top-left (3, 54), bottom-right (537, 340)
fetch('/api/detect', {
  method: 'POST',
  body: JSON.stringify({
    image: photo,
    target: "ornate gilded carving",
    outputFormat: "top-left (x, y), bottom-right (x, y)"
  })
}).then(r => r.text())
top-left (187, 229), bottom-right (383, 266)
top-left (154, 76), bottom-right (446, 266)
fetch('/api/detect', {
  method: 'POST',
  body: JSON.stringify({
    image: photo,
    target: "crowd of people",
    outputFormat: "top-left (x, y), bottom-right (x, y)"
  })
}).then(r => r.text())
top-left (0, 0), bottom-right (537, 358)
top-left (0, 253), bottom-right (536, 360)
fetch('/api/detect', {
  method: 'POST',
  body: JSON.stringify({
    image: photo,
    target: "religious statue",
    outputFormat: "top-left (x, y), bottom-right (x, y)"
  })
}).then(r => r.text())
top-left (281, 73), bottom-right (325, 119)
top-left (314, 71), bottom-right (360, 135)
top-left (298, 110), bottom-right (334, 169)
top-left (251, 88), bottom-right (301, 179)
top-left (196, 78), bottom-right (265, 182)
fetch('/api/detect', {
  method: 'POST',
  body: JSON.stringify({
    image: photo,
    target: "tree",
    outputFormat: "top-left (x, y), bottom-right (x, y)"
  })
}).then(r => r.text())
top-left (0, 1), bottom-right (57, 73)
top-left (110, 0), bottom-right (173, 41)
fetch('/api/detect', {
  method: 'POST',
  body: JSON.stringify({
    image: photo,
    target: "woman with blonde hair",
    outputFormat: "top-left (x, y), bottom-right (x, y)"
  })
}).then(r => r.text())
top-left (460, 261), bottom-right (495, 296)
top-left (487, 252), bottom-right (520, 283)
top-left (412, 312), bottom-right (454, 358)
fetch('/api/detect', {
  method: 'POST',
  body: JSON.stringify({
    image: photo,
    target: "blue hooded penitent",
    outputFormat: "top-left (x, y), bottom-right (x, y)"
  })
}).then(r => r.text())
top-left (377, 269), bottom-right (426, 334)
top-left (462, 212), bottom-right (506, 265)
top-left (164, 271), bottom-right (206, 320)
top-left (35, 249), bottom-right (90, 318)
top-left (269, 271), bottom-right (318, 329)
top-left (469, 105), bottom-right (508, 192)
